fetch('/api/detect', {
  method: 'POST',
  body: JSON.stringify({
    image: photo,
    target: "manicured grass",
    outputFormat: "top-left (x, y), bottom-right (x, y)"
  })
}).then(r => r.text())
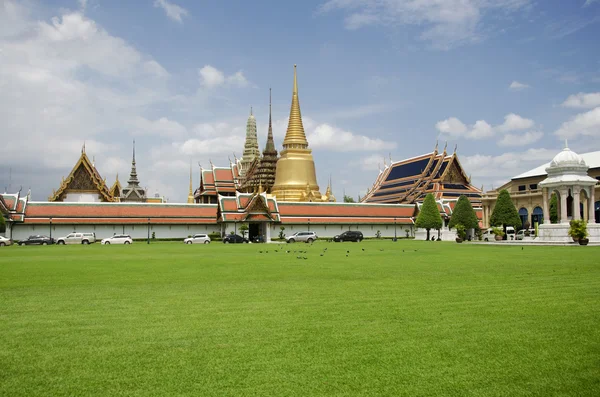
top-left (1, 241), bottom-right (599, 396)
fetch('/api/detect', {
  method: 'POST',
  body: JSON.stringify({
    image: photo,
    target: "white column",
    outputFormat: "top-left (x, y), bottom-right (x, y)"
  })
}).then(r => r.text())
top-left (560, 189), bottom-right (568, 224)
top-left (573, 187), bottom-right (581, 220)
top-left (590, 187), bottom-right (596, 224)
top-left (266, 223), bottom-right (271, 242)
top-left (542, 188), bottom-right (550, 224)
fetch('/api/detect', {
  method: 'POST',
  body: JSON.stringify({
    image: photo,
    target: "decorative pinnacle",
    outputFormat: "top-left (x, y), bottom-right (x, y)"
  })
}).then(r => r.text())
top-left (564, 139), bottom-right (569, 149)
top-left (282, 64), bottom-right (308, 148)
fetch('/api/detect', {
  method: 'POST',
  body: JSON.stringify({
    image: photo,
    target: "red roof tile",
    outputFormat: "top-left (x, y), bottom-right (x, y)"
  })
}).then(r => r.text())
top-left (278, 203), bottom-right (415, 218)
top-left (25, 202), bottom-right (218, 219)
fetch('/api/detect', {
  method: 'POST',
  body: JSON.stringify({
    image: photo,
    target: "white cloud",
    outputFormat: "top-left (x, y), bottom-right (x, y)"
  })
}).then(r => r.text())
top-left (509, 81), bottom-right (530, 91)
top-left (129, 116), bottom-right (187, 138)
top-left (497, 131), bottom-right (544, 147)
top-left (227, 71), bottom-right (249, 87)
top-left (561, 92), bottom-right (600, 109)
top-left (360, 154), bottom-right (385, 171)
top-left (153, 0), bottom-right (189, 23)
top-left (496, 113), bottom-right (535, 132)
top-left (198, 65), bottom-right (225, 87)
top-left (318, 0), bottom-right (532, 48)
top-left (198, 65), bottom-right (249, 88)
top-left (555, 107), bottom-right (600, 138)
top-left (462, 148), bottom-right (557, 180)
top-left (435, 117), bottom-right (493, 139)
top-left (584, 0), bottom-right (599, 6)
top-left (436, 113), bottom-right (535, 141)
top-left (307, 124), bottom-right (395, 151)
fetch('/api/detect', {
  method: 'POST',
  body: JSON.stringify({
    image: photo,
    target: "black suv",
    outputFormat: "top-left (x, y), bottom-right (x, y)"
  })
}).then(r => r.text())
top-left (333, 231), bottom-right (364, 242)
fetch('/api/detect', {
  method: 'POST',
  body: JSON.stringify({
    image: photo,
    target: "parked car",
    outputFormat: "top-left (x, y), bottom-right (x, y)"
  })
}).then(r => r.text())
top-left (223, 234), bottom-right (249, 244)
top-left (184, 234), bottom-right (211, 244)
top-left (333, 231), bottom-right (364, 242)
top-left (481, 228), bottom-right (495, 242)
top-left (286, 231), bottom-right (318, 243)
top-left (101, 234), bottom-right (133, 245)
top-left (516, 230), bottom-right (525, 240)
top-left (18, 235), bottom-right (55, 245)
top-left (0, 235), bottom-right (14, 246)
top-left (56, 232), bottom-right (95, 245)
top-left (505, 226), bottom-right (516, 240)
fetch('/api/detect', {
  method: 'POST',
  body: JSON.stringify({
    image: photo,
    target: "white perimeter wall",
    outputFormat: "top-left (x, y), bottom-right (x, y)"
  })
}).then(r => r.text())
top-left (10, 222), bottom-right (415, 241)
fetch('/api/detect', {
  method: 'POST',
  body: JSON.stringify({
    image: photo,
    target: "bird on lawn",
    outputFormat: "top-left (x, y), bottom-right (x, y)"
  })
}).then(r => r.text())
top-left (362, 248), bottom-right (365, 251)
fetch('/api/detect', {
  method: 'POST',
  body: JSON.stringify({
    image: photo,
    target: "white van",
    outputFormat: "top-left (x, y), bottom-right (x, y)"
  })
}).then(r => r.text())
top-left (482, 229), bottom-right (495, 241)
top-left (505, 226), bottom-right (516, 240)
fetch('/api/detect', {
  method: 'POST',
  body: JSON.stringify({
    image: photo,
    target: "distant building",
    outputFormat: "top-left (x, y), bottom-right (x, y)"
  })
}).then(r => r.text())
top-left (482, 148), bottom-right (600, 228)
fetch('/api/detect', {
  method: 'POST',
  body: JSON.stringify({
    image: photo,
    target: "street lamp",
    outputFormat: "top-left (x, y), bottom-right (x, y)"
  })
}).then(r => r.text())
top-left (147, 218), bottom-right (150, 244)
top-left (49, 217), bottom-right (52, 241)
top-left (308, 218), bottom-right (310, 231)
top-left (394, 217), bottom-right (397, 241)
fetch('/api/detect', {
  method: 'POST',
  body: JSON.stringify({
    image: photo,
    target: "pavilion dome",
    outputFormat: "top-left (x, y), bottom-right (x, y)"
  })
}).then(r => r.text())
top-left (550, 145), bottom-right (586, 168)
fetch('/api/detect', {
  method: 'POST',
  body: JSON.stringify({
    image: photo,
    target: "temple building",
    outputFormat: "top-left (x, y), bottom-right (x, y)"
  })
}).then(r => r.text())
top-left (49, 146), bottom-right (117, 203)
top-left (120, 141), bottom-right (147, 203)
top-left (238, 108), bottom-right (260, 181)
top-left (362, 143), bottom-right (482, 206)
top-left (482, 145), bottom-right (600, 229)
top-left (2, 64), bottom-right (485, 243)
top-left (271, 65), bottom-right (325, 202)
top-left (239, 89), bottom-right (279, 194)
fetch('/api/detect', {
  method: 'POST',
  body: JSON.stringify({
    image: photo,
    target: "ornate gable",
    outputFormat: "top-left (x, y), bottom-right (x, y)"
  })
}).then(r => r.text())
top-left (242, 194), bottom-right (274, 221)
top-left (49, 150), bottom-right (115, 202)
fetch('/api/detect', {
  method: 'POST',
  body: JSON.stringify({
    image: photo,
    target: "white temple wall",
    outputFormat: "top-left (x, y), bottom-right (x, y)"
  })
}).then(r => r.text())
top-left (10, 222), bottom-right (415, 241)
top-left (270, 223), bottom-right (414, 239)
top-left (11, 223), bottom-right (222, 241)
top-left (63, 193), bottom-right (102, 202)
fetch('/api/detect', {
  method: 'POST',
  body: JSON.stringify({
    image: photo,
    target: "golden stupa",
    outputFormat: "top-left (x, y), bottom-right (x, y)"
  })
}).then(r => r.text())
top-left (271, 65), bottom-right (323, 202)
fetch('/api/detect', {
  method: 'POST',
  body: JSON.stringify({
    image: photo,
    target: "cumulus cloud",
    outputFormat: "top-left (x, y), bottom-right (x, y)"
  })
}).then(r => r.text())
top-left (561, 92), bottom-right (600, 109)
top-left (318, 0), bottom-right (533, 48)
top-left (462, 148), bottom-right (557, 181)
top-left (554, 107), bottom-right (600, 138)
top-left (307, 124), bottom-right (395, 151)
top-left (198, 65), bottom-right (249, 88)
top-left (496, 113), bottom-right (535, 132)
top-left (153, 0), bottom-right (189, 23)
top-left (509, 81), bottom-right (530, 91)
top-left (359, 154), bottom-right (386, 171)
top-left (129, 116), bottom-right (187, 138)
top-left (497, 131), bottom-right (544, 147)
top-left (436, 113), bottom-right (537, 144)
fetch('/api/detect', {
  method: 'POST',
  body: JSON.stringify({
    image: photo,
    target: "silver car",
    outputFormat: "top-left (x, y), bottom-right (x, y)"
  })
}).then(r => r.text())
top-left (184, 234), bottom-right (211, 244)
top-left (0, 235), bottom-right (13, 247)
top-left (101, 234), bottom-right (133, 245)
top-left (286, 231), bottom-right (318, 243)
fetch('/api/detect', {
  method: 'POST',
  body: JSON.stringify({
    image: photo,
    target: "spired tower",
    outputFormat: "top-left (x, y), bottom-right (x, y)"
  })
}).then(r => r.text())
top-left (239, 108), bottom-right (260, 180)
top-left (121, 140), bottom-right (147, 202)
top-left (271, 65), bottom-right (323, 202)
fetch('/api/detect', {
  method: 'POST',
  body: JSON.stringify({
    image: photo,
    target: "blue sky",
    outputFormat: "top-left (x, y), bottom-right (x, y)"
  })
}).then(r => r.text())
top-left (1, 0), bottom-right (599, 202)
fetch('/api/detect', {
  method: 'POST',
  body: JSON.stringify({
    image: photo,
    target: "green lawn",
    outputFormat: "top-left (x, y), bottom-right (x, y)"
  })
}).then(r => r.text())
top-left (1, 241), bottom-right (599, 396)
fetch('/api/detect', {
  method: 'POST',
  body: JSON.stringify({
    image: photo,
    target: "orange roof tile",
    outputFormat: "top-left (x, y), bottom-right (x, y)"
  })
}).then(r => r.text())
top-left (25, 202), bottom-right (218, 219)
top-left (278, 203), bottom-right (415, 218)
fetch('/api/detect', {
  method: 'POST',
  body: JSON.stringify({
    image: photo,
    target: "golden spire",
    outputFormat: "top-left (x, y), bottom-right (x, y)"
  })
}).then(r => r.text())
top-left (282, 65), bottom-right (308, 148)
top-left (187, 160), bottom-right (194, 204)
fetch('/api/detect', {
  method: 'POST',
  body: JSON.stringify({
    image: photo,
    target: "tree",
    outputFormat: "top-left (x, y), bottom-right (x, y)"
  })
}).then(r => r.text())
top-left (490, 189), bottom-right (521, 233)
top-left (239, 223), bottom-right (249, 238)
top-left (415, 193), bottom-right (443, 240)
top-left (549, 193), bottom-right (558, 224)
top-left (448, 195), bottom-right (479, 230)
top-left (343, 195), bottom-right (355, 203)
top-left (0, 214), bottom-right (6, 233)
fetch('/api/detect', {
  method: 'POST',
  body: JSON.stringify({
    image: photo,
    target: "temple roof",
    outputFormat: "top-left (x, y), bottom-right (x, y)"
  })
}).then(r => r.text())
top-left (512, 150), bottom-right (600, 180)
top-left (121, 141), bottom-right (146, 202)
top-left (362, 146), bottom-right (481, 205)
top-left (277, 202), bottom-right (416, 224)
top-left (23, 201), bottom-right (217, 224)
top-left (49, 148), bottom-right (116, 202)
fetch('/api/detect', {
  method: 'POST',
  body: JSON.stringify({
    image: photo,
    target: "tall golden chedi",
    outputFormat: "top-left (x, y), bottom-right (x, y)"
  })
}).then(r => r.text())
top-left (271, 65), bottom-right (323, 202)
